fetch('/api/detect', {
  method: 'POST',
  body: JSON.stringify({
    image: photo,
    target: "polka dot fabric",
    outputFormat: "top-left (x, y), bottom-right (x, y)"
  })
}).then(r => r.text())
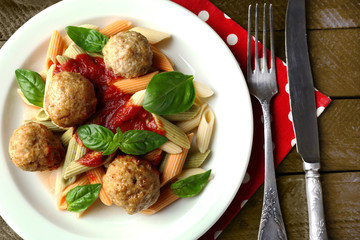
top-left (172, 0), bottom-right (331, 239)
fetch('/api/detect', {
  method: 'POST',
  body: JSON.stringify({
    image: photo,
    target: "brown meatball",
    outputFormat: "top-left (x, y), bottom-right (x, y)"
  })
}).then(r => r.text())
top-left (45, 71), bottom-right (97, 127)
top-left (103, 155), bottom-right (160, 214)
top-left (8, 122), bottom-right (65, 171)
top-left (102, 31), bottom-right (153, 78)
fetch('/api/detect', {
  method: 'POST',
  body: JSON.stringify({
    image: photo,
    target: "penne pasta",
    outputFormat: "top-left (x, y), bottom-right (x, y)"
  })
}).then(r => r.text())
top-left (160, 133), bottom-right (194, 187)
top-left (45, 30), bottom-right (64, 70)
top-left (56, 55), bottom-right (70, 65)
top-left (60, 127), bottom-right (74, 147)
top-left (55, 165), bottom-right (65, 209)
top-left (25, 120), bottom-right (68, 132)
top-left (130, 27), bottom-right (171, 45)
top-left (159, 141), bottom-right (182, 154)
top-left (141, 184), bottom-right (180, 215)
top-left (151, 45), bottom-right (174, 72)
top-left (152, 114), bottom-right (190, 149)
top-left (194, 81), bottom-right (214, 98)
top-left (196, 107), bottom-right (215, 153)
top-left (142, 148), bottom-right (163, 166)
top-left (57, 173), bottom-right (90, 210)
top-left (163, 103), bottom-right (200, 121)
top-left (63, 144), bottom-right (88, 179)
top-left (78, 24), bottom-right (100, 31)
top-left (64, 151), bottom-right (115, 179)
top-left (176, 103), bottom-right (208, 133)
top-left (86, 167), bottom-right (112, 206)
top-left (112, 71), bottom-right (158, 94)
top-left (127, 89), bottom-right (146, 106)
top-left (35, 108), bottom-right (50, 121)
top-left (183, 149), bottom-right (211, 169)
top-left (100, 20), bottom-right (133, 37)
top-left (61, 136), bottom-right (78, 186)
top-left (63, 42), bottom-right (86, 59)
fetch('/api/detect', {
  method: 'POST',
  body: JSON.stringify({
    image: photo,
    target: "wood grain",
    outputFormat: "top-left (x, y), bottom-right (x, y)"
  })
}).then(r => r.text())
top-left (218, 172), bottom-right (360, 240)
top-left (277, 99), bottom-right (360, 173)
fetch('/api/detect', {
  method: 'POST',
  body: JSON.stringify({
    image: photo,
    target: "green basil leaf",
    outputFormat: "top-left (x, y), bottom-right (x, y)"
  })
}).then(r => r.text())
top-left (170, 169), bottom-right (211, 198)
top-left (77, 124), bottom-right (114, 152)
top-left (65, 26), bottom-right (108, 52)
top-left (119, 130), bottom-right (168, 155)
top-left (143, 71), bottom-right (196, 115)
top-left (66, 184), bottom-right (101, 212)
top-left (15, 69), bottom-right (45, 108)
top-left (102, 141), bottom-right (118, 155)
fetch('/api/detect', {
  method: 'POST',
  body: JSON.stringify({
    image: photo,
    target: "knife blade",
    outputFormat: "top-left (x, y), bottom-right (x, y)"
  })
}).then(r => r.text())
top-left (285, 0), bottom-right (328, 239)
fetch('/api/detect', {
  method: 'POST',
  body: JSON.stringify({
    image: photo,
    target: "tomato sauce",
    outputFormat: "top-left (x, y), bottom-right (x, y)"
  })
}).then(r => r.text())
top-left (55, 54), bottom-right (165, 166)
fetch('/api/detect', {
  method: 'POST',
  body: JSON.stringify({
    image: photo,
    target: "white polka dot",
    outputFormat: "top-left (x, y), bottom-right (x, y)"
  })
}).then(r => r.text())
top-left (242, 172), bottom-right (250, 184)
top-left (226, 34), bottom-right (238, 46)
top-left (316, 106), bottom-right (325, 117)
top-left (285, 83), bottom-right (289, 93)
top-left (288, 112), bottom-right (293, 122)
top-left (198, 10), bottom-right (209, 22)
top-left (291, 138), bottom-right (296, 147)
top-left (224, 13), bottom-right (231, 19)
top-left (241, 200), bottom-right (248, 208)
top-left (214, 230), bottom-right (223, 239)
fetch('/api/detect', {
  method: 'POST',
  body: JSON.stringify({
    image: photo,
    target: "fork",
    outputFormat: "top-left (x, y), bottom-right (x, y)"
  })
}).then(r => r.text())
top-left (247, 4), bottom-right (287, 240)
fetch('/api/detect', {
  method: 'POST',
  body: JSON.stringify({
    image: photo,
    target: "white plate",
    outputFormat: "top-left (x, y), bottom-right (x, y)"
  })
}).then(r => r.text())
top-left (0, 0), bottom-right (253, 239)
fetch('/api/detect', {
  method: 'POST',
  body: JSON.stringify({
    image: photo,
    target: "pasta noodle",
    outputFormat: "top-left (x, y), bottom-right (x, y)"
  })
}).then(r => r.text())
top-left (151, 45), bottom-right (174, 72)
top-left (112, 71), bottom-right (158, 94)
top-left (159, 141), bottom-right (182, 154)
top-left (160, 133), bottom-right (194, 187)
top-left (57, 173), bottom-right (90, 210)
top-left (152, 114), bottom-right (190, 149)
top-left (194, 81), bottom-right (214, 98)
top-left (56, 55), bottom-right (70, 65)
top-left (60, 127), bottom-right (74, 147)
top-left (25, 120), bottom-right (68, 132)
top-left (130, 27), bottom-right (171, 44)
top-left (176, 103), bottom-right (208, 133)
top-left (163, 103), bottom-right (200, 121)
top-left (61, 136), bottom-right (78, 186)
top-left (35, 108), bottom-right (50, 121)
top-left (141, 184), bottom-right (180, 215)
top-left (45, 30), bottom-right (64, 70)
top-left (86, 167), bottom-right (112, 206)
top-left (183, 149), bottom-right (211, 169)
top-left (196, 107), bottom-right (215, 153)
top-left (100, 20), bottom-right (132, 37)
top-left (63, 43), bottom-right (86, 59)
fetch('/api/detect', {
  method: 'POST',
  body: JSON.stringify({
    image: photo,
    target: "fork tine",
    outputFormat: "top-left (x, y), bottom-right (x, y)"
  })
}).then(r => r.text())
top-left (254, 4), bottom-right (259, 71)
top-left (247, 5), bottom-right (252, 76)
top-left (262, 3), bottom-right (268, 72)
top-left (269, 4), bottom-right (275, 72)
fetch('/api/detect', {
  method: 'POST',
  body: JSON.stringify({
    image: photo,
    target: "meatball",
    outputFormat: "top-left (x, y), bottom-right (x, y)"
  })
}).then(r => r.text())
top-left (45, 71), bottom-right (97, 127)
top-left (102, 31), bottom-right (153, 78)
top-left (103, 155), bottom-right (160, 214)
top-left (8, 122), bottom-right (65, 171)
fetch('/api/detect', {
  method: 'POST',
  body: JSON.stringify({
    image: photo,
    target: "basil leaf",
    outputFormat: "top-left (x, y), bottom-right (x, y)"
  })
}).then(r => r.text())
top-left (119, 130), bottom-right (168, 155)
top-left (102, 141), bottom-right (118, 155)
top-left (66, 184), bottom-right (101, 212)
top-left (77, 124), bottom-right (114, 152)
top-left (15, 69), bottom-right (45, 107)
top-left (143, 71), bottom-right (196, 115)
top-left (170, 169), bottom-right (211, 198)
top-left (65, 26), bottom-right (108, 52)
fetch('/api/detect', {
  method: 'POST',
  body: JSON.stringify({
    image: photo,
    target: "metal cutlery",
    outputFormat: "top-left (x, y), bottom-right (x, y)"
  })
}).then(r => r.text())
top-left (247, 3), bottom-right (287, 240)
top-left (285, 0), bottom-right (328, 239)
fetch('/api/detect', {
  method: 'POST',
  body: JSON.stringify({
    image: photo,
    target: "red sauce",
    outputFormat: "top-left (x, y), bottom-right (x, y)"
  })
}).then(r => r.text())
top-left (56, 54), bottom-right (165, 166)
top-left (77, 151), bottom-right (104, 167)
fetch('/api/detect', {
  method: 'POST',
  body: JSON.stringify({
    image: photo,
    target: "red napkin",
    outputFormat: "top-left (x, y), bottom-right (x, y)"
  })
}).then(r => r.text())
top-left (171, 0), bottom-right (331, 239)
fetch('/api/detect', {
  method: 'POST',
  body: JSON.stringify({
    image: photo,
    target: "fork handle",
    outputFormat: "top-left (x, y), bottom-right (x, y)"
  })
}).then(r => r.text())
top-left (258, 102), bottom-right (287, 240)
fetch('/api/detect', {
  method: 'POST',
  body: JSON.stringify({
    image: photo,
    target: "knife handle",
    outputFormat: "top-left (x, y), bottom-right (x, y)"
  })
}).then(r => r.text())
top-left (303, 162), bottom-right (328, 240)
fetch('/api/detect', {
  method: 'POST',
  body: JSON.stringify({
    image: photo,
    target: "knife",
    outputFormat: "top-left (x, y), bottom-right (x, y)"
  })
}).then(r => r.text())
top-left (285, 0), bottom-right (328, 239)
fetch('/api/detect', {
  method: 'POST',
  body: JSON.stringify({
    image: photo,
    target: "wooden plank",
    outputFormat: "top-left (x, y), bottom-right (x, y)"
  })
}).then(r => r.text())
top-left (218, 172), bottom-right (360, 240)
top-left (277, 99), bottom-right (360, 173)
top-left (210, 0), bottom-right (360, 30)
top-left (308, 28), bottom-right (360, 97)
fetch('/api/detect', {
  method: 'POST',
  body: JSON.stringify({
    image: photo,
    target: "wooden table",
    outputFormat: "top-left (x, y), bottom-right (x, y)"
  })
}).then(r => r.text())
top-left (1, 0), bottom-right (359, 239)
